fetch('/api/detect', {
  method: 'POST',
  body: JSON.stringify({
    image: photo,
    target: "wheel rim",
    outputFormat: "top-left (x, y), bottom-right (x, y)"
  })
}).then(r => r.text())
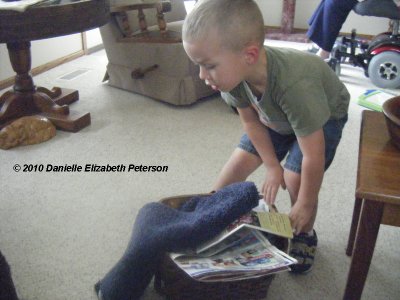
top-left (378, 61), bottom-right (398, 80)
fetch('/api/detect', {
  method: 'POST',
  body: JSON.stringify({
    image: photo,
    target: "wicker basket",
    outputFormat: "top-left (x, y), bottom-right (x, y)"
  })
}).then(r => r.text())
top-left (154, 194), bottom-right (289, 300)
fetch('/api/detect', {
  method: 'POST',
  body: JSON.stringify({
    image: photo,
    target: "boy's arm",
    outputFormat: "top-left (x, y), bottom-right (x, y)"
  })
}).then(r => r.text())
top-left (290, 129), bottom-right (325, 234)
top-left (238, 107), bottom-right (286, 203)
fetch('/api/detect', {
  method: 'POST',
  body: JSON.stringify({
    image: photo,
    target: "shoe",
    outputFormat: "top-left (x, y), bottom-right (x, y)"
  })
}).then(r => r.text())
top-left (306, 43), bottom-right (319, 54)
top-left (94, 281), bottom-right (103, 300)
top-left (289, 230), bottom-right (318, 274)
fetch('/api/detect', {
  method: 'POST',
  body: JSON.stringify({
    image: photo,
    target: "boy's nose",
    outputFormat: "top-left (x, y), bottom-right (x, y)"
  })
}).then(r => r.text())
top-left (199, 66), bottom-right (207, 81)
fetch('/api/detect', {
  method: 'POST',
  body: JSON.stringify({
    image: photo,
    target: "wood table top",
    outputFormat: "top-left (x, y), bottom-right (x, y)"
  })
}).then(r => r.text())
top-left (0, 0), bottom-right (110, 43)
top-left (356, 110), bottom-right (400, 204)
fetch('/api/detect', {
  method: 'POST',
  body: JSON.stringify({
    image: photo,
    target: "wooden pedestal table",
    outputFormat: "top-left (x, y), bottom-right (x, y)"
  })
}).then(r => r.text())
top-left (0, 0), bottom-right (110, 132)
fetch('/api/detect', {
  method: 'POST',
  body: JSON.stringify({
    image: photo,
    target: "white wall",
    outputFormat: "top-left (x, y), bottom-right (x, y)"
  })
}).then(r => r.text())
top-left (0, 44), bottom-right (13, 81)
top-left (85, 28), bottom-right (103, 49)
top-left (0, 33), bottom-right (82, 82)
top-left (31, 34), bottom-right (83, 66)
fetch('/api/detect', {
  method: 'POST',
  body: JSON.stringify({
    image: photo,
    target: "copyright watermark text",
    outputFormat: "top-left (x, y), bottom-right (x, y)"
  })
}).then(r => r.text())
top-left (13, 163), bottom-right (168, 173)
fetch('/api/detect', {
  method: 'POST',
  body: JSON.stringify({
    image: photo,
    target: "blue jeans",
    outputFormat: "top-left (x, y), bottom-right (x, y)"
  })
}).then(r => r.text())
top-left (307, 0), bottom-right (358, 52)
top-left (238, 115), bottom-right (348, 174)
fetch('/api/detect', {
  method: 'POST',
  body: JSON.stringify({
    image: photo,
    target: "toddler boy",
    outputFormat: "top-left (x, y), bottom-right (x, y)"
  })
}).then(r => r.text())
top-left (182, 0), bottom-right (350, 273)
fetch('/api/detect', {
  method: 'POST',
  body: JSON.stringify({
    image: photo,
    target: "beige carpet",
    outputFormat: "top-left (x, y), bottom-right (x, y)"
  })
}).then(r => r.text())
top-left (0, 40), bottom-right (399, 300)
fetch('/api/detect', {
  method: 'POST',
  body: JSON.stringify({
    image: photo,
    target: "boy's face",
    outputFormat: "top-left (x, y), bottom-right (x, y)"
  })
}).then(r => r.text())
top-left (183, 35), bottom-right (248, 92)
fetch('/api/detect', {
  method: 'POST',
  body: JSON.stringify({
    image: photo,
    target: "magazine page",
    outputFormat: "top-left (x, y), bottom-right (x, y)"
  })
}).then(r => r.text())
top-left (198, 267), bottom-right (290, 282)
top-left (172, 228), bottom-right (297, 282)
top-left (172, 227), bottom-right (262, 277)
top-left (193, 200), bottom-right (293, 255)
top-left (170, 223), bottom-right (258, 260)
top-left (250, 199), bottom-right (294, 239)
top-left (256, 211), bottom-right (294, 239)
top-left (193, 211), bottom-right (263, 255)
top-left (194, 200), bottom-right (270, 255)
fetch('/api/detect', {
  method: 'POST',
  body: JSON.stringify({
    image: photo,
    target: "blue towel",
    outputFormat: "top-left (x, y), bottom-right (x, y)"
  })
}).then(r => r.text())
top-left (0, 250), bottom-right (19, 300)
top-left (97, 181), bottom-right (259, 300)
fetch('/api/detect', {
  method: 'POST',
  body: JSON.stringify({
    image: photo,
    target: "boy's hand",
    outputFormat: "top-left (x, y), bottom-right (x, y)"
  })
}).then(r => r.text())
top-left (262, 165), bottom-right (286, 204)
top-left (289, 202), bottom-right (316, 234)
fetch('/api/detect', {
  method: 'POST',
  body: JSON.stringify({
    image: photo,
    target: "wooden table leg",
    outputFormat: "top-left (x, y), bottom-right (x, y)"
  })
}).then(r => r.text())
top-left (346, 198), bottom-right (363, 256)
top-left (343, 200), bottom-right (383, 300)
top-left (0, 41), bottom-right (90, 132)
top-left (281, 0), bottom-right (296, 34)
top-left (265, 0), bottom-right (308, 43)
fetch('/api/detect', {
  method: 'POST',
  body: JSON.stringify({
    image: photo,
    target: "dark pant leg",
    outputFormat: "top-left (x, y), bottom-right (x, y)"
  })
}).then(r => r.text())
top-left (307, 0), bottom-right (358, 52)
top-left (0, 250), bottom-right (19, 300)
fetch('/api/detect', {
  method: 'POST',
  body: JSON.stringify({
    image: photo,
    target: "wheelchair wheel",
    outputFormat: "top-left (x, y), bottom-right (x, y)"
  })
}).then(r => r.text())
top-left (368, 51), bottom-right (400, 89)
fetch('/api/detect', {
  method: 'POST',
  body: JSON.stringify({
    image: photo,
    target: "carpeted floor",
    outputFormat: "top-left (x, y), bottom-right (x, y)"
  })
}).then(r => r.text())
top-left (265, 27), bottom-right (309, 43)
top-left (0, 40), bottom-right (399, 300)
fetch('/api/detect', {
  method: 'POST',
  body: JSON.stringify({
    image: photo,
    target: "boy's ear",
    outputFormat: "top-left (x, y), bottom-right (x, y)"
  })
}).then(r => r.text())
top-left (243, 44), bottom-right (260, 65)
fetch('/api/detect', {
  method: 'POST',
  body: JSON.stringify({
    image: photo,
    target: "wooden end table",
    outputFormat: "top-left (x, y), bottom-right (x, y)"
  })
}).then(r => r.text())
top-left (0, 0), bottom-right (109, 132)
top-left (343, 110), bottom-right (400, 300)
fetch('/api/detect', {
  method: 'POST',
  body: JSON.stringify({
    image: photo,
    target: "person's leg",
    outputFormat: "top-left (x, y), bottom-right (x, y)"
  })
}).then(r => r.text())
top-left (284, 169), bottom-right (317, 232)
top-left (307, 0), bottom-right (358, 54)
top-left (307, 0), bottom-right (328, 58)
top-left (316, 48), bottom-right (330, 60)
top-left (284, 114), bottom-right (348, 214)
top-left (283, 115), bottom-right (348, 274)
top-left (213, 148), bottom-right (262, 191)
top-left (283, 148), bottom-right (319, 274)
top-left (283, 143), bottom-right (318, 233)
top-left (213, 127), bottom-right (296, 191)
top-left (213, 129), bottom-right (295, 191)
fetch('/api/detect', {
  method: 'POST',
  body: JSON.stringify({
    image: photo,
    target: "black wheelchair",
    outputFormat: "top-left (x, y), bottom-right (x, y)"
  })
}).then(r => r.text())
top-left (328, 0), bottom-right (400, 89)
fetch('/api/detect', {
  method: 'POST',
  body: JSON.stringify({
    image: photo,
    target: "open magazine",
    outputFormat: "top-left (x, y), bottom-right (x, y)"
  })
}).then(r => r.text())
top-left (194, 200), bottom-right (293, 255)
top-left (171, 228), bottom-right (297, 282)
top-left (169, 200), bottom-right (297, 282)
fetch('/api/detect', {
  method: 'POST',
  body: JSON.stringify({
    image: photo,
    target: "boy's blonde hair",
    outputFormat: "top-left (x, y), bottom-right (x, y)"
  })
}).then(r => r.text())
top-left (183, 0), bottom-right (265, 52)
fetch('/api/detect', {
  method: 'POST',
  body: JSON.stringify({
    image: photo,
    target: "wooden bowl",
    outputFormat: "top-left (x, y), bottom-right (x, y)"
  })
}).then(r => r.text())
top-left (382, 96), bottom-right (400, 150)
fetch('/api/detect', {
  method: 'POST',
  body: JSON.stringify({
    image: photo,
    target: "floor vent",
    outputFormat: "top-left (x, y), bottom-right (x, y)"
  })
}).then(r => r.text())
top-left (59, 69), bottom-right (90, 80)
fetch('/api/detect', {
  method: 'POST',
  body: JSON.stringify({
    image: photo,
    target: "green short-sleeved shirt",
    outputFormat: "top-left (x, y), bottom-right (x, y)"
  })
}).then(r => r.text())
top-left (222, 46), bottom-right (350, 136)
